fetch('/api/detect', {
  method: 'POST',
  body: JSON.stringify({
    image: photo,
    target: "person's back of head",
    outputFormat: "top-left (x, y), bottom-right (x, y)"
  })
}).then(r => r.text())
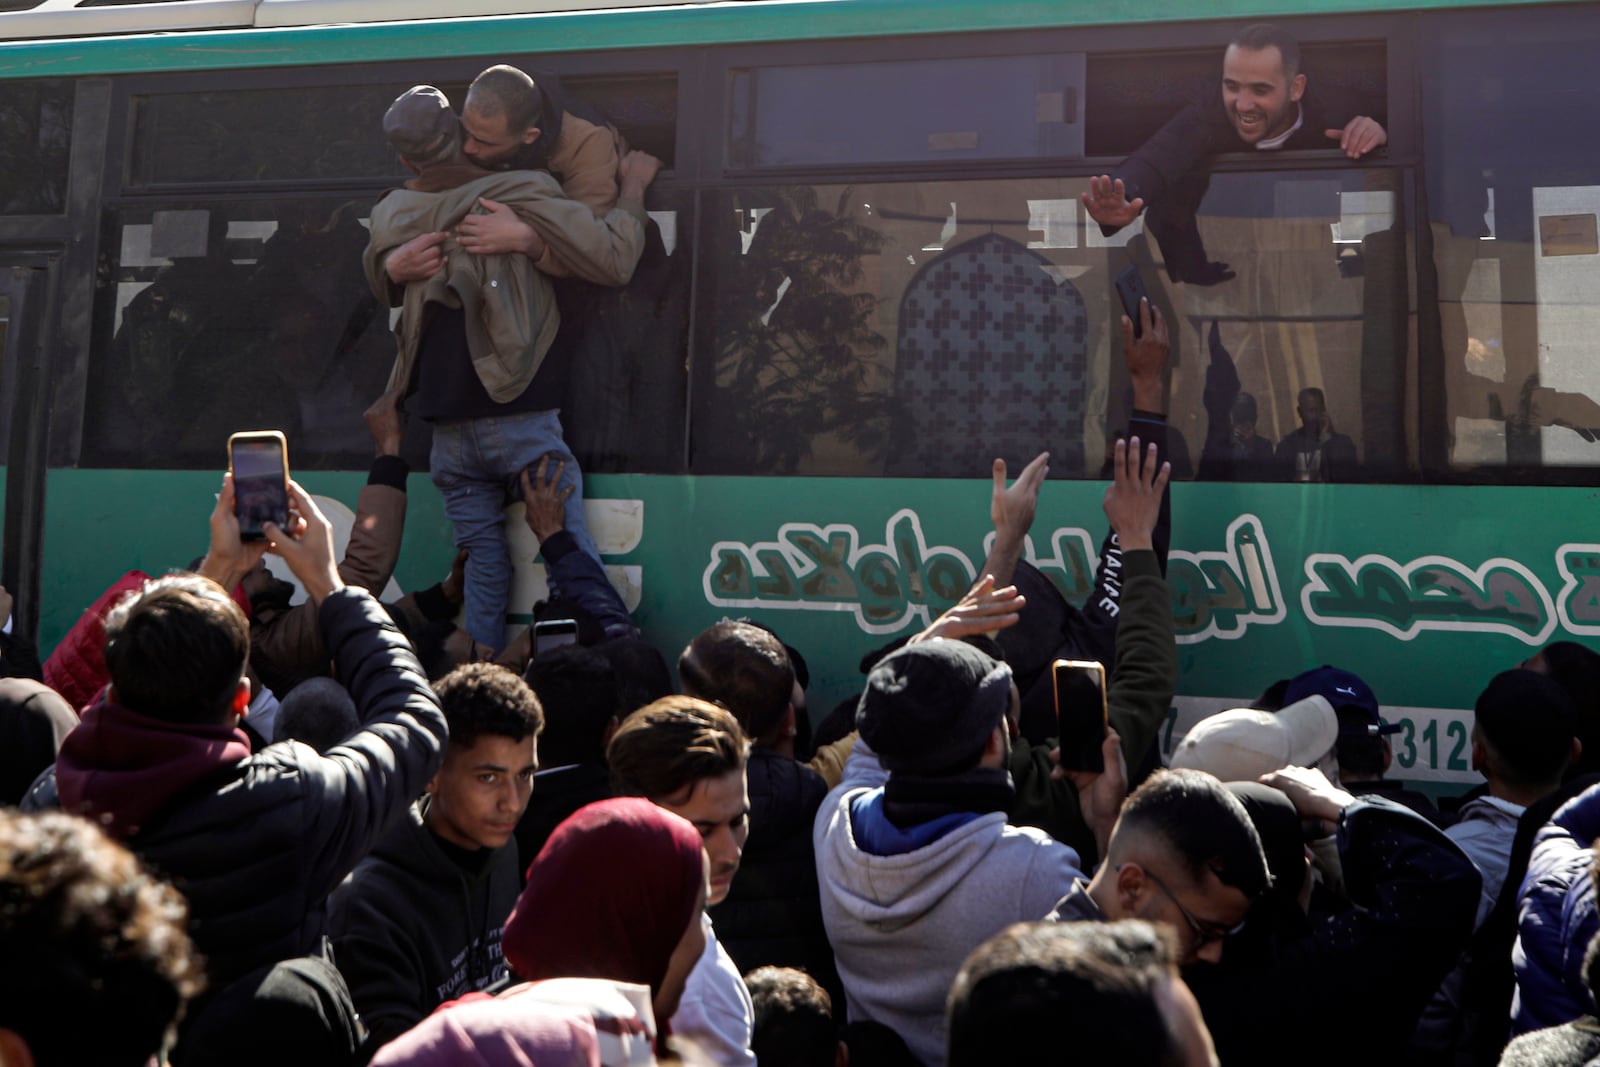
top-left (597, 636), bottom-right (674, 719)
top-left (679, 621), bottom-right (795, 748)
top-left (948, 920), bottom-right (1205, 1067)
top-left (466, 64), bottom-right (543, 135)
top-left (1108, 770), bottom-right (1271, 899)
top-left (0, 810), bottom-right (203, 1066)
top-left (382, 84), bottom-right (463, 169)
top-left (0, 678), bottom-right (76, 805)
top-left (745, 966), bottom-right (839, 1067)
top-left (103, 574), bottom-right (249, 725)
top-left (1474, 669), bottom-right (1578, 796)
top-left (854, 640), bottom-right (1012, 779)
top-left (607, 696), bottom-right (748, 801)
top-left (1532, 641), bottom-right (1600, 777)
top-left (274, 677), bottom-right (360, 752)
top-left (1333, 705), bottom-right (1389, 780)
top-left (524, 644), bottom-right (618, 768)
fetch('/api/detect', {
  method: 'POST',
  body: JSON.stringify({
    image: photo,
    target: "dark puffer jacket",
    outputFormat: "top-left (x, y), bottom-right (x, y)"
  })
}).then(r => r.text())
top-left (25, 588), bottom-right (446, 988)
top-left (709, 748), bottom-right (839, 1000)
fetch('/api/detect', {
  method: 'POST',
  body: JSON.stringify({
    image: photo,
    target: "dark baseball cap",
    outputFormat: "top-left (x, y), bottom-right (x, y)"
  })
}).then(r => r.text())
top-left (1284, 665), bottom-right (1399, 736)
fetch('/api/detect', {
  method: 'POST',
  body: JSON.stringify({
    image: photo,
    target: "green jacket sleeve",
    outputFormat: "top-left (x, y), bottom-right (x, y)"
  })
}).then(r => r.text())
top-left (1107, 548), bottom-right (1178, 773)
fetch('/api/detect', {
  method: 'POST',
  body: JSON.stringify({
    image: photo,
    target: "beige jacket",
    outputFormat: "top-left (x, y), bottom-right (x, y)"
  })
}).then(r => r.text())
top-left (364, 169), bottom-right (647, 403)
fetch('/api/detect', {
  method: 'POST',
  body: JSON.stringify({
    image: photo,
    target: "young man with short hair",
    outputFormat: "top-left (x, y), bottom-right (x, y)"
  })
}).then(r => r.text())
top-left (330, 662), bottom-right (543, 1048)
top-left (609, 696), bottom-right (757, 1066)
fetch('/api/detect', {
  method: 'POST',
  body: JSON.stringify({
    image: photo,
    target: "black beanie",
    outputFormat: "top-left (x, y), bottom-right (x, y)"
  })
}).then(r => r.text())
top-left (856, 639), bottom-right (1012, 776)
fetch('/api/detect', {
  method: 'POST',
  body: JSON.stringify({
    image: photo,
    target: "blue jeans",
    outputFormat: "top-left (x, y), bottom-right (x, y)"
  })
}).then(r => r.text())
top-left (430, 410), bottom-right (599, 649)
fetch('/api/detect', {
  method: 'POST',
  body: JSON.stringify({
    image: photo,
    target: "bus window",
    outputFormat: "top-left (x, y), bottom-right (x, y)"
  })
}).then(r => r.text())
top-left (727, 54), bottom-right (1085, 170)
top-left (82, 198), bottom-right (401, 470)
top-left (129, 84), bottom-right (409, 186)
top-left (692, 168), bottom-right (1412, 481)
top-left (1422, 8), bottom-right (1600, 475)
top-left (0, 79), bottom-right (71, 214)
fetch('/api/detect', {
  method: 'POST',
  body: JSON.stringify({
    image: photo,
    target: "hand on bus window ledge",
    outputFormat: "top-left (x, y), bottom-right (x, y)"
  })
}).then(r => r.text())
top-left (1123, 298), bottom-right (1170, 415)
top-left (384, 230), bottom-right (447, 285)
top-left (363, 390), bottom-right (405, 458)
top-left (619, 150), bottom-right (662, 203)
top-left (198, 472), bottom-right (270, 592)
top-left (455, 197), bottom-right (543, 258)
top-left (1324, 115), bottom-right (1387, 159)
top-left (263, 480), bottom-right (343, 606)
top-left (520, 455), bottom-right (572, 546)
top-left (910, 574), bottom-right (1024, 645)
top-left (1103, 437), bottom-right (1170, 554)
top-left (981, 451), bottom-right (1049, 586)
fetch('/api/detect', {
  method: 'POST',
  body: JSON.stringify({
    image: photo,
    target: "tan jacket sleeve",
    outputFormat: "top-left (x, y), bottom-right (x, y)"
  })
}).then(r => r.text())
top-left (524, 196), bottom-right (648, 288)
top-left (805, 732), bottom-right (859, 791)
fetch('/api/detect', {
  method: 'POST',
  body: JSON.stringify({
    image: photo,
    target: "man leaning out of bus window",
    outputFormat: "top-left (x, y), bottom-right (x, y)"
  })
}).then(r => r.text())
top-left (364, 84), bottom-right (657, 652)
top-left (1080, 23), bottom-right (1387, 284)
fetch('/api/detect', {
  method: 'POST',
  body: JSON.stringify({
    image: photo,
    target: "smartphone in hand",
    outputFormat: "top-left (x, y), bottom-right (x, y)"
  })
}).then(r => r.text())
top-left (227, 430), bottom-right (290, 542)
top-left (1114, 265), bottom-right (1151, 339)
top-left (1053, 659), bottom-right (1108, 773)
top-left (533, 618), bottom-right (580, 656)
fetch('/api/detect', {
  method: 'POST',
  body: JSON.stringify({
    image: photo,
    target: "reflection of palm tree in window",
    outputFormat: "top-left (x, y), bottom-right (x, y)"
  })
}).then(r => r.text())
top-left (709, 186), bottom-right (892, 474)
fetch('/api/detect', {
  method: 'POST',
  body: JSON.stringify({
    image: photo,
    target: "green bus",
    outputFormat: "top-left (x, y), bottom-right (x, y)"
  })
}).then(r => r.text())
top-left (0, 0), bottom-right (1594, 789)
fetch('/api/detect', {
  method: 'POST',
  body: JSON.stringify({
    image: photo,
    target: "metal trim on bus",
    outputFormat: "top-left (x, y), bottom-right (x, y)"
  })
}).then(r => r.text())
top-left (0, 0), bottom-right (736, 40)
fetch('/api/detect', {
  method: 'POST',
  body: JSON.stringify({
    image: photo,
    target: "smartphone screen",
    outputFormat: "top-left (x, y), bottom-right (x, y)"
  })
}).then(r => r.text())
top-left (1114, 265), bottom-right (1150, 339)
top-left (1053, 659), bottom-right (1108, 773)
top-left (229, 432), bottom-right (289, 542)
top-left (533, 618), bottom-right (580, 656)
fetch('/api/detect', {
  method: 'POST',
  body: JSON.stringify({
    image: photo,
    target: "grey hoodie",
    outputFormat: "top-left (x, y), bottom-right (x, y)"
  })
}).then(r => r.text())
top-left (814, 747), bottom-right (1083, 1066)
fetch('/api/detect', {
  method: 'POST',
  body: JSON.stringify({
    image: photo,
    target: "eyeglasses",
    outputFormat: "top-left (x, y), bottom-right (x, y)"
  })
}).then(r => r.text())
top-left (1138, 868), bottom-right (1247, 948)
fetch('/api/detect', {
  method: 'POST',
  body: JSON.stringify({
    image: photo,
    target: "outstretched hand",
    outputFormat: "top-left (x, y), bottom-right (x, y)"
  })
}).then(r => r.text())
top-left (1122, 298), bottom-right (1170, 414)
top-left (1080, 175), bottom-right (1145, 230)
top-left (262, 480), bottom-right (343, 606)
top-left (1103, 436), bottom-right (1170, 553)
top-left (197, 472), bottom-right (270, 591)
top-left (911, 574), bottom-right (1026, 644)
top-left (991, 452), bottom-right (1049, 545)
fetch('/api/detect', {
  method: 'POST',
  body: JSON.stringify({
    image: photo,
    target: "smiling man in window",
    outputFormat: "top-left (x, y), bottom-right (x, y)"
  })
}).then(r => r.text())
top-left (1081, 23), bottom-right (1387, 284)
top-left (328, 662), bottom-right (543, 1050)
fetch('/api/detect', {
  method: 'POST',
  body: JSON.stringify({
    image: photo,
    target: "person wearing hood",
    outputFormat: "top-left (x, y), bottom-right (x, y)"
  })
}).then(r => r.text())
top-left (330, 662), bottom-right (542, 1050)
top-left (22, 476), bottom-right (446, 991)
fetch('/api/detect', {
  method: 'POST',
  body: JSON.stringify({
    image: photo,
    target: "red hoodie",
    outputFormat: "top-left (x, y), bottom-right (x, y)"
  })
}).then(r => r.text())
top-left (55, 699), bottom-right (252, 840)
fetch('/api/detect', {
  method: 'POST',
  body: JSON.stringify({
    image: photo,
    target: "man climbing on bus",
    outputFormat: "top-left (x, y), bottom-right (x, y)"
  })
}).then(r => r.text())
top-left (1080, 23), bottom-right (1387, 284)
top-left (365, 83), bottom-right (658, 650)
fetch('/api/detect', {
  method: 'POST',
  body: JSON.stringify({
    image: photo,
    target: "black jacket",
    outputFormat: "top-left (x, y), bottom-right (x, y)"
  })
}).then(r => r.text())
top-left (1185, 796), bottom-right (1481, 1067)
top-left (709, 748), bottom-right (839, 1000)
top-left (515, 761), bottom-right (613, 874)
top-left (25, 589), bottom-right (446, 988)
top-left (329, 798), bottom-right (521, 1047)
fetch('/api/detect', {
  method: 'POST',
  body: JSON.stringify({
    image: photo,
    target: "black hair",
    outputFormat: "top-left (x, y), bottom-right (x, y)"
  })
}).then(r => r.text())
top-left (1229, 23), bottom-right (1302, 81)
top-left (1539, 641), bottom-right (1600, 777)
top-left (1334, 705), bottom-right (1388, 778)
top-left (598, 636), bottom-right (675, 720)
top-left (433, 663), bottom-right (544, 747)
top-left (948, 921), bottom-right (1181, 1067)
top-left (746, 967), bottom-right (836, 1067)
top-left (679, 621), bottom-right (795, 745)
top-left (524, 644), bottom-right (619, 767)
top-left (274, 677), bottom-right (360, 752)
top-left (103, 574), bottom-right (249, 725)
top-left (1113, 769), bottom-right (1273, 899)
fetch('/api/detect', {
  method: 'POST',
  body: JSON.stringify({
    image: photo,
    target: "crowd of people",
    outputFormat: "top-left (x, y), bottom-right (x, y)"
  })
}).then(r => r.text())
top-left (2, 35), bottom-right (1599, 1067)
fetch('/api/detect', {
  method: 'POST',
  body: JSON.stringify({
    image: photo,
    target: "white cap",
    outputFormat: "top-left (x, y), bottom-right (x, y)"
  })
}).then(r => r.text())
top-left (1169, 696), bottom-right (1338, 782)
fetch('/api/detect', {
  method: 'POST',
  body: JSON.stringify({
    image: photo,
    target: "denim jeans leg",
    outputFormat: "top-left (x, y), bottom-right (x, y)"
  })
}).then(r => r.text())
top-left (431, 420), bottom-right (514, 650)
top-left (488, 410), bottom-right (602, 566)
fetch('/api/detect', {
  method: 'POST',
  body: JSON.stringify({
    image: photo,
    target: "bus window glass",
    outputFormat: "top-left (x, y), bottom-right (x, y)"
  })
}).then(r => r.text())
top-left (130, 85), bottom-right (410, 185)
top-left (1423, 9), bottom-right (1600, 473)
top-left (0, 80), bottom-right (72, 214)
top-left (728, 54), bottom-right (1086, 169)
top-left (80, 192), bottom-right (692, 473)
top-left (693, 169), bottom-right (1411, 481)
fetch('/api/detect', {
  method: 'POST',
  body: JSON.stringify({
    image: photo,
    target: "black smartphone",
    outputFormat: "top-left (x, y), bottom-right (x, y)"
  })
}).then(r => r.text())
top-left (533, 618), bottom-right (580, 656)
top-left (1114, 265), bottom-right (1150, 339)
top-left (227, 430), bottom-right (289, 542)
top-left (1053, 659), bottom-right (1108, 773)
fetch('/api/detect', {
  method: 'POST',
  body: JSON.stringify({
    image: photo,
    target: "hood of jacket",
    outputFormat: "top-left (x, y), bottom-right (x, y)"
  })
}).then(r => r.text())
top-left (817, 786), bottom-right (1014, 934)
top-left (55, 698), bottom-right (251, 840)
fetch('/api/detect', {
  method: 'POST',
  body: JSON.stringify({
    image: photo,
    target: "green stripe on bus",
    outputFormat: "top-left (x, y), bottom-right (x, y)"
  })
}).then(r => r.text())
top-left (0, 0), bottom-right (1588, 79)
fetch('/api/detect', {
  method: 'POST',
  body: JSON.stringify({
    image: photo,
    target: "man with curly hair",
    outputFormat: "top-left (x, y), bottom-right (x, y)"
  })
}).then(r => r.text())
top-left (330, 662), bottom-right (544, 1049)
top-left (0, 809), bottom-right (204, 1066)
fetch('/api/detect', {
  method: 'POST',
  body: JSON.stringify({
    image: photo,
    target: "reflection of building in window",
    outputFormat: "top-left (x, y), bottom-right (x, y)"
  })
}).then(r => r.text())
top-left (889, 233), bottom-right (1089, 478)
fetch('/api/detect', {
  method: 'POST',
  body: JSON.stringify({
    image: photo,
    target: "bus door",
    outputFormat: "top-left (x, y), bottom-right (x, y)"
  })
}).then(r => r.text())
top-left (0, 261), bottom-right (52, 646)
